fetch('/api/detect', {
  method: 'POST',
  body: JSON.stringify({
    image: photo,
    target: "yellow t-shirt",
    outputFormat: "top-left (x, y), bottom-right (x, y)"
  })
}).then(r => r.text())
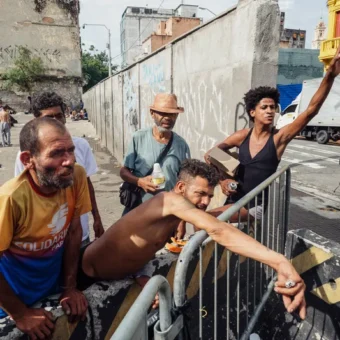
top-left (0, 164), bottom-right (91, 316)
top-left (0, 164), bottom-right (91, 255)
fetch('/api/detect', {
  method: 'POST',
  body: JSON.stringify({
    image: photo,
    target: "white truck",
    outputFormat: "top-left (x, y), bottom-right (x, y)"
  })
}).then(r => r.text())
top-left (276, 77), bottom-right (340, 144)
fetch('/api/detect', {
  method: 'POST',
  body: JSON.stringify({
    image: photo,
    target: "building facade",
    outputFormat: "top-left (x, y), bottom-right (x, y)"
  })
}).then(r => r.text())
top-left (319, 0), bottom-right (340, 69)
top-left (312, 19), bottom-right (327, 50)
top-left (120, 4), bottom-right (200, 67)
top-left (279, 12), bottom-right (306, 49)
top-left (280, 29), bottom-right (306, 49)
top-left (142, 17), bottom-right (201, 56)
top-left (278, 48), bottom-right (324, 85)
top-left (0, 0), bottom-right (82, 110)
top-left (277, 48), bottom-right (324, 110)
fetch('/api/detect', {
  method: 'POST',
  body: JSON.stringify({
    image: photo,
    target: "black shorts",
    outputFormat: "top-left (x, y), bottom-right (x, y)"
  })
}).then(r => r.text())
top-left (77, 242), bottom-right (98, 291)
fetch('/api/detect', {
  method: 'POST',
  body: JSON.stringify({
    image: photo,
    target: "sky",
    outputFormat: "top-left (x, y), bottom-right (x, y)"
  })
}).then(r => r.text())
top-left (79, 0), bottom-right (328, 66)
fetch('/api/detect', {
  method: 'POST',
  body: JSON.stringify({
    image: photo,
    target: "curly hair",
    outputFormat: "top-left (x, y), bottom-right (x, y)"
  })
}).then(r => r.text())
top-left (178, 159), bottom-right (220, 187)
top-left (244, 87), bottom-right (280, 122)
top-left (32, 92), bottom-right (65, 118)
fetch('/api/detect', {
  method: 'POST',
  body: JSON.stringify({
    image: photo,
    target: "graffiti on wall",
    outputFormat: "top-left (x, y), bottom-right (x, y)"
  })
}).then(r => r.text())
top-left (175, 80), bottom-right (250, 158)
top-left (140, 61), bottom-right (167, 128)
top-left (174, 79), bottom-right (228, 158)
top-left (0, 45), bottom-right (62, 65)
top-left (234, 102), bottom-right (249, 132)
top-left (142, 63), bottom-right (166, 92)
top-left (123, 72), bottom-right (138, 131)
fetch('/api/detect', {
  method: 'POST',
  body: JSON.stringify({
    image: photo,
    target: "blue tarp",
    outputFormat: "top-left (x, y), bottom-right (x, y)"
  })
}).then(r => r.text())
top-left (277, 84), bottom-right (302, 111)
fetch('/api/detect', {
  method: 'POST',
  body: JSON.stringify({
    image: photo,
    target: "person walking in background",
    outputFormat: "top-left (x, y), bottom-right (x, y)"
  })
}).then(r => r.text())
top-left (120, 93), bottom-right (191, 216)
top-left (0, 109), bottom-right (11, 147)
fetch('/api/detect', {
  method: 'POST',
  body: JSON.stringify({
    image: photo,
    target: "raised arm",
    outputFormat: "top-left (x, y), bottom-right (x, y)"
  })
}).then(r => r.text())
top-left (165, 193), bottom-right (306, 319)
top-left (277, 45), bottom-right (340, 148)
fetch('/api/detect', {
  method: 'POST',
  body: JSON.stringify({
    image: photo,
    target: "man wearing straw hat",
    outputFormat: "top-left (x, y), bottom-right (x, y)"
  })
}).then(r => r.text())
top-left (120, 93), bottom-right (190, 215)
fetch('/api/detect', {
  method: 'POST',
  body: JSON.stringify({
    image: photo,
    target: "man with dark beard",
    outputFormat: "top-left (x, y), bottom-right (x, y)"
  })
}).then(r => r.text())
top-left (0, 118), bottom-right (91, 339)
top-left (120, 93), bottom-right (190, 215)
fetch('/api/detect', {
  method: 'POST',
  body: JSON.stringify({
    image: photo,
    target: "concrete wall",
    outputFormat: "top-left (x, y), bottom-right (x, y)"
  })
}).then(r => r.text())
top-left (84, 0), bottom-right (280, 165)
top-left (278, 48), bottom-right (324, 85)
top-left (0, 0), bottom-right (82, 110)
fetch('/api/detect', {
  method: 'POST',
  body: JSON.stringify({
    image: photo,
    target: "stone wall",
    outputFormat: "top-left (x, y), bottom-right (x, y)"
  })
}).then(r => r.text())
top-left (0, 0), bottom-right (82, 110)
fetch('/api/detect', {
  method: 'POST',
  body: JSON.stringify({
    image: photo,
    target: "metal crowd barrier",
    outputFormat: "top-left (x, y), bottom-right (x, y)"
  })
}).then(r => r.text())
top-left (112, 165), bottom-right (291, 339)
top-left (111, 275), bottom-right (175, 340)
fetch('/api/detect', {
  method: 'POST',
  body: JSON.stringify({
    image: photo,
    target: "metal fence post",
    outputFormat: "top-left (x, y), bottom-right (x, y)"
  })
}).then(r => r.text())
top-left (111, 275), bottom-right (172, 340)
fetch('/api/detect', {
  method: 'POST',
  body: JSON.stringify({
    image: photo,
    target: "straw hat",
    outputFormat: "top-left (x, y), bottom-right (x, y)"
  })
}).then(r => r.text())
top-left (150, 93), bottom-right (184, 114)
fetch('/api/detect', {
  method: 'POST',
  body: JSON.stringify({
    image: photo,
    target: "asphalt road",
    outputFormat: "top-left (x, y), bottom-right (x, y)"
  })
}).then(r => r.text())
top-left (280, 139), bottom-right (340, 243)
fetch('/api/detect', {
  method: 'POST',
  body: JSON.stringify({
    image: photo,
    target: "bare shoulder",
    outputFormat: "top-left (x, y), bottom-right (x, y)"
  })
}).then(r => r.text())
top-left (161, 191), bottom-right (195, 216)
top-left (234, 128), bottom-right (251, 139)
top-left (223, 128), bottom-right (250, 148)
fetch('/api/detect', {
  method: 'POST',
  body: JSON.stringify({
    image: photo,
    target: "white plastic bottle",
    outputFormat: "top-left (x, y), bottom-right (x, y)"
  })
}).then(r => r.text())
top-left (152, 163), bottom-right (166, 190)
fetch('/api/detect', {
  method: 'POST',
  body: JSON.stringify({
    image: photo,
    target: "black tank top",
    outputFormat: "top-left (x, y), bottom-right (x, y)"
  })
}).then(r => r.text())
top-left (230, 128), bottom-right (280, 208)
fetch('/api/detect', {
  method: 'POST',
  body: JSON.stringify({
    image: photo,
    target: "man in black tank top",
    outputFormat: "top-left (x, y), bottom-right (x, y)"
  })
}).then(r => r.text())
top-left (205, 45), bottom-right (340, 221)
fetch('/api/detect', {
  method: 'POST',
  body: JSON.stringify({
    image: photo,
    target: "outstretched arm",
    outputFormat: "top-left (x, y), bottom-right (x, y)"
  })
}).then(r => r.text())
top-left (165, 193), bottom-right (306, 319)
top-left (277, 45), bottom-right (340, 147)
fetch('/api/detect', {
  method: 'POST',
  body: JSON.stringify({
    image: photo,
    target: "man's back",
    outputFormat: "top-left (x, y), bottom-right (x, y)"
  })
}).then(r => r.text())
top-left (83, 191), bottom-right (184, 279)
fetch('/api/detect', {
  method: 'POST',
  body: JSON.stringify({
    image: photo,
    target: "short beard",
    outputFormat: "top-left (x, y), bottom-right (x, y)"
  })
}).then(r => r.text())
top-left (155, 122), bottom-right (173, 133)
top-left (157, 125), bottom-right (172, 132)
top-left (36, 168), bottom-right (73, 189)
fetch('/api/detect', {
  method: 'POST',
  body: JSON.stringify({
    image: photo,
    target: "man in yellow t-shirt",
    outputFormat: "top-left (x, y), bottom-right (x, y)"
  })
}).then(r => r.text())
top-left (0, 117), bottom-right (91, 339)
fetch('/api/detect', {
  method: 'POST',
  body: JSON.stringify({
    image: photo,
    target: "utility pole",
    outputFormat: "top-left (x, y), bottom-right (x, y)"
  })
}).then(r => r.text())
top-left (83, 23), bottom-right (112, 77)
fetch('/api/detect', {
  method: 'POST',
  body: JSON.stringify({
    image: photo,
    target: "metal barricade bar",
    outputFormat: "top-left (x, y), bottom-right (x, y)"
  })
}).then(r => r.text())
top-left (174, 165), bottom-right (291, 307)
top-left (111, 275), bottom-right (172, 340)
top-left (112, 166), bottom-right (291, 339)
top-left (239, 278), bottom-right (276, 340)
top-left (173, 165), bottom-right (291, 339)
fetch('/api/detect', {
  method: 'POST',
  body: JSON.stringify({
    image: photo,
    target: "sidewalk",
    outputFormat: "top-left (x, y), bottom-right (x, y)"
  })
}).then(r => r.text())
top-left (0, 113), bottom-right (124, 240)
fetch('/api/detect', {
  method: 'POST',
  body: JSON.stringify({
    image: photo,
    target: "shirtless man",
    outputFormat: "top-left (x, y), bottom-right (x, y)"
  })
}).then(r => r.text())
top-left (80, 159), bottom-right (306, 318)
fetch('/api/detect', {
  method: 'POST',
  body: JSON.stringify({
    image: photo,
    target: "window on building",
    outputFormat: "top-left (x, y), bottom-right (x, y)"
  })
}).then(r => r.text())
top-left (335, 12), bottom-right (340, 37)
top-left (131, 7), bottom-right (140, 14)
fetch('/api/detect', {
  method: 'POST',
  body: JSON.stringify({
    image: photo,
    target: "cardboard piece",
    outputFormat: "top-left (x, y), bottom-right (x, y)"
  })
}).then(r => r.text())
top-left (207, 147), bottom-right (240, 178)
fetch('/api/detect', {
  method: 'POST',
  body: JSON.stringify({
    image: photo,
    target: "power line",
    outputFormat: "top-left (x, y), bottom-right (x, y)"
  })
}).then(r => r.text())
top-left (111, 0), bottom-right (166, 64)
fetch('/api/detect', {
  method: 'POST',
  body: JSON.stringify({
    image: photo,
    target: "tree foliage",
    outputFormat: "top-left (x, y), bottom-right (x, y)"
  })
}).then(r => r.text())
top-left (1, 47), bottom-right (45, 94)
top-left (82, 45), bottom-right (117, 92)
